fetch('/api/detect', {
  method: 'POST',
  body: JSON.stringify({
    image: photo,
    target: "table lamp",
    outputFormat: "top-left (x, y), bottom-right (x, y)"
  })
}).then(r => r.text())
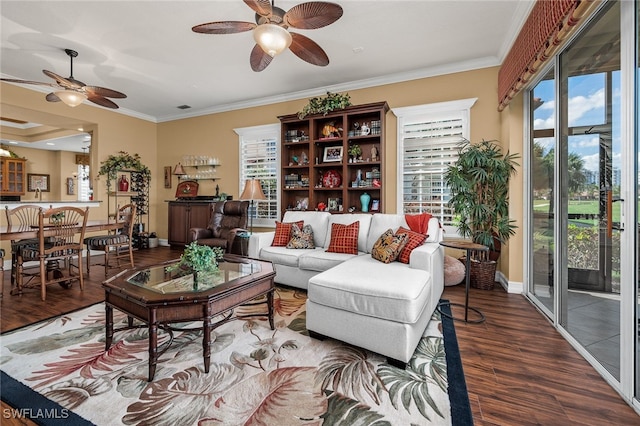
top-left (239, 179), bottom-right (266, 234)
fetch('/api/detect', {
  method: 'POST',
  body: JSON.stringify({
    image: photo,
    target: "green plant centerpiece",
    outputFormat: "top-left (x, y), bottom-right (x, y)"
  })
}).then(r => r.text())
top-left (445, 139), bottom-right (520, 262)
top-left (97, 151), bottom-right (150, 191)
top-left (166, 242), bottom-right (224, 288)
top-left (348, 144), bottom-right (362, 161)
top-left (297, 91), bottom-right (351, 119)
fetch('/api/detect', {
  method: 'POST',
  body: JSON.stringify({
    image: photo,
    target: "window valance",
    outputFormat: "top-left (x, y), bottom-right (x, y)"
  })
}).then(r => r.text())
top-left (497, 0), bottom-right (599, 111)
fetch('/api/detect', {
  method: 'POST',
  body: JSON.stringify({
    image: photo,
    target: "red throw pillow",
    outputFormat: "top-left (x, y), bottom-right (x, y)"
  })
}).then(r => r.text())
top-left (271, 220), bottom-right (304, 247)
top-left (396, 226), bottom-right (427, 264)
top-left (326, 221), bottom-right (360, 254)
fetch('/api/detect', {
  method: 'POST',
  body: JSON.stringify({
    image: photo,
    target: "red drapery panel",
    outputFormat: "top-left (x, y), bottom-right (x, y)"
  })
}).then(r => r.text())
top-left (497, 0), bottom-right (596, 111)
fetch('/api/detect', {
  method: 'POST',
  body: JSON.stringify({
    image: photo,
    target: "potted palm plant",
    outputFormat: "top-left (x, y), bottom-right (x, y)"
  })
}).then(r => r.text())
top-left (445, 139), bottom-right (520, 289)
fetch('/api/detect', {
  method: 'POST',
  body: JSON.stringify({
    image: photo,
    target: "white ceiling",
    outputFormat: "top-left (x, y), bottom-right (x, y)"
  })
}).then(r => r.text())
top-left (1, 0), bottom-right (534, 124)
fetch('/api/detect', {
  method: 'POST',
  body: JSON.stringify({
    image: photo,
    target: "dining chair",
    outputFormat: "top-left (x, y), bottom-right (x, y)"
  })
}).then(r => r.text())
top-left (5, 205), bottom-right (41, 289)
top-left (84, 203), bottom-right (137, 276)
top-left (15, 206), bottom-right (89, 301)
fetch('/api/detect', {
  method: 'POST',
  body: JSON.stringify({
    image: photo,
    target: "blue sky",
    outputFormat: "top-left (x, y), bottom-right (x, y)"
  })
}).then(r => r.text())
top-left (533, 71), bottom-right (621, 173)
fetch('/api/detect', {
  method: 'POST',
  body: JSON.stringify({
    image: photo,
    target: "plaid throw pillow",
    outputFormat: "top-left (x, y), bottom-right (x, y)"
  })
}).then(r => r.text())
top-left (271, 220), bottom-right (304, 247)
top-left (371, 229), bottom-right (409, 263)
top-left (396, 226), bottom-right (427, 264)
top-left (286, 224), bottom-right (315, 249)
top-left (326, 221), bottom-right (360, 254)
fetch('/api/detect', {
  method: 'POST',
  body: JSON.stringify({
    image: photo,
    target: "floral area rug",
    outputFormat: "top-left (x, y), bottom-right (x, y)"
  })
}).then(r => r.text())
top-left (1, 287), bottom-right (463, 425)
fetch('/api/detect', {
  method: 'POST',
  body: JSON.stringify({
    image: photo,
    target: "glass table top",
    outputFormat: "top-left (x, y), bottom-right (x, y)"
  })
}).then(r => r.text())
top-left (126, 261), bottom-right (262, 294)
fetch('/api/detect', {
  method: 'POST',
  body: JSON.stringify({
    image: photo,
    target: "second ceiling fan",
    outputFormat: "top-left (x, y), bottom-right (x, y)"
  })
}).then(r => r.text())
top-left (192, 0), bottom-right (343, 72)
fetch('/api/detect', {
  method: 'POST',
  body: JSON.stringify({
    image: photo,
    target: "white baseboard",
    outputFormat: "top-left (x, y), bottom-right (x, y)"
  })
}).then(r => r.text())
top-left (496, 270), bottom-right (523, 294)
top-left (159, 239), bottom-right (170, 246)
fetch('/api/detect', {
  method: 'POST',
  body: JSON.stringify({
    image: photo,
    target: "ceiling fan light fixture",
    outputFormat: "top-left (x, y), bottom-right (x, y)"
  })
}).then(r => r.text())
top-left (253, 24), bottom-right (292, 57)
top-left (55, 90), bottom-right (87, 107)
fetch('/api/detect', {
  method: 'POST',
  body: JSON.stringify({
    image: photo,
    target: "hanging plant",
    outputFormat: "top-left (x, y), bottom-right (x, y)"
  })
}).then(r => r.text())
top-left (97, 151), bottom-right (150, 190)
top-left (298, 91), bottom-right (352, 119)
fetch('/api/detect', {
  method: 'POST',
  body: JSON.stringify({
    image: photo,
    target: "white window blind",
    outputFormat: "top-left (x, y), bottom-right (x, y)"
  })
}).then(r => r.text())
top-left (77, 165), bottom-right (91, 201)
top-left (393, 98), bottom-right (476, 235)
top-left (235, 124), bottom-right (280, 226)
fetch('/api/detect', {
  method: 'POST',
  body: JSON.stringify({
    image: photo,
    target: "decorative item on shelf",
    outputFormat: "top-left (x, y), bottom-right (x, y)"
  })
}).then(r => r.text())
top-left (371, 199), bottom-right (380, 211)
top-left (301, 151), bottom-right (309, 164)
top-left (297, 91), bottom-right (351, 119)
top-left (322, 170), bottom-right (342, 188)
top-left (323, 146), bottom-right (343, 162)
top-left (98, 151), bottom-right (150, 192)
top-left (348, 144), bottom-right (361, 163)
top-left (165, 242), bottom-right (224, 289)
top-left (240, 179), bottom-right (267, 234)
top-left (360, 192), bottom-right (371, 212)
top-left (321, 122), bottom-right (342, 138)
top-left (118, 174), bottom-right (129, 192)
top-left (371, 146), bottom-right (379, 161)
top-left (317, 202), bottom-right (326, 211)
top-left (360, 123), bottom-right (370, 135)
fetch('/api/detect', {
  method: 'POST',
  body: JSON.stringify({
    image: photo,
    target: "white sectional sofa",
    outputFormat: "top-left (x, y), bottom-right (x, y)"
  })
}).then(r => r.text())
top-left (248, 211), bottom-right (444, 367)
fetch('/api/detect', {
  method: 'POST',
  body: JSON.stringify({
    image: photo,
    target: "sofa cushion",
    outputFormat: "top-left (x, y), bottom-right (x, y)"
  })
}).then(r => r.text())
top-left (371, 229), bottom-right (409, 263)
top-left (272, 220), bottom-right (303, 246)
top-left (308, 255), bottom-right (431, 324)
top-left (326, 221), bottom-right (359, 254)
top-left (324, 213), bottom-right (372, 252)
top-left (396, 227), bottom-right (427, 264)
top-left (298, 250), bottom-right (362, 272)
top-left (283, 211), bottom-right (331, 248)
top-left (286, 224), bottom-right (315, 249)
top-left (366, 214), bottom-right (408, 253)
top-left (259, 245), bottom-right (319, 267)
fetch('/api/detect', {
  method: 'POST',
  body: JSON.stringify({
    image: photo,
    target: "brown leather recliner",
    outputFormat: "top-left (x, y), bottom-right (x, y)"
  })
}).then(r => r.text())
top-left (190, 200), bottom-right (249, 254)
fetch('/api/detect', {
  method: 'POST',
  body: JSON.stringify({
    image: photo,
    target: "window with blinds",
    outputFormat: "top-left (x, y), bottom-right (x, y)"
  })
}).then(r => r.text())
top-left (393, 98), bottom-right (476, 234)
top-left (236, 124), bottom-right (280, 226)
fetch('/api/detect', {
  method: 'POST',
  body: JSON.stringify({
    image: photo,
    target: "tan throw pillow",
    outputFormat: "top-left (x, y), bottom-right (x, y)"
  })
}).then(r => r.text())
top-left (271, 220), bottom-right (304, 247)
top-left (326, 221), bottom-right (360, 254)
top-left (286, 224), bottom-right (315, 249)
top-left (371, 229), bottom-right (409, 264)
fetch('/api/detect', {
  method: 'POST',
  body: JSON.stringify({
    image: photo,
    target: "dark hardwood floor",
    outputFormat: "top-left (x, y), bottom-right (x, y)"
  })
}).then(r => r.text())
top-left (1, 247), bottom-right (638, 425)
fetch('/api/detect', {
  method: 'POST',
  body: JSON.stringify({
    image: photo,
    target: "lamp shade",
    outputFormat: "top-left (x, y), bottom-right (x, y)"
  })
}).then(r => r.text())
top-left (55, 90), bottom-right (87, 107)
top-left (173, 163), bottom-right (186, 175)
top-left (253, 24), bottom-right (292, 57)
top-left (240, 179), bottom-right (267, 201)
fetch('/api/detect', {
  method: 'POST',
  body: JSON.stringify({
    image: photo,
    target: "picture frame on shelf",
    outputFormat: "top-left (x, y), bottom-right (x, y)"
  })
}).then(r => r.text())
top-left (323, 146), bottom-right (343, 162)
top-left (328, 198), bottom-right (339, 211)
top-left (371, 199), bottom-right (380, 211)
top-left (27, 173), bottom-right (50, 192)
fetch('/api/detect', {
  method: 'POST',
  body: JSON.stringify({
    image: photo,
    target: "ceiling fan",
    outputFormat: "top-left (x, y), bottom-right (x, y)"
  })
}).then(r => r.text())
top-left (192, 0), bottom-right (343, 72)
top-left (1, 48), bottom-right (127, 109)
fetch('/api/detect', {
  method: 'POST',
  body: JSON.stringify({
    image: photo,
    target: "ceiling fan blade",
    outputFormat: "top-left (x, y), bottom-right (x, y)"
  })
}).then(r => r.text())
top-left (45, 92), bottom-right (62, 102)
top-left (250, 44), bottom-right (273, 72)
top-left (289, 32), bottom-right (329, 66)
top-left (284, 2), bottom-right (343, 29)
top-left (243, 0), bottom-right (272, 17)
top-left (85, 86), bottom-right (127, 99)
top-left (1, 78), bottom-right (57, 88)
top-left (43, 70), bottom-right (84, 89)
top-left (192, 21), bottom-right (256, 34)
top-left (87, 94), bottom-right (119, 109)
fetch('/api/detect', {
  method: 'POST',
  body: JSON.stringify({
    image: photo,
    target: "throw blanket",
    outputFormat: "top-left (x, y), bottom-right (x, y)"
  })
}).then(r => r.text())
top-left (405, 212), bottom-right (433, 234)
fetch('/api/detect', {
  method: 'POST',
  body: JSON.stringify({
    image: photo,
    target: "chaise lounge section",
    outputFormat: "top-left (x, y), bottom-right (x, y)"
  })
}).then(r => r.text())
top-left (249, 211), bottom-right (444, 366)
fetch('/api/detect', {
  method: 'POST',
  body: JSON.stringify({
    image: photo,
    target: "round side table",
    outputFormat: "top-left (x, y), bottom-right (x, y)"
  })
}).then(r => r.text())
top-left (438, 240), bottom-right (488, 323)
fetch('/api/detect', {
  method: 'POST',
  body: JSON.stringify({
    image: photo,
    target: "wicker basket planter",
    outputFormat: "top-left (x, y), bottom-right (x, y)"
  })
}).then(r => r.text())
top-left (461, 257), bottom-right (497, 290)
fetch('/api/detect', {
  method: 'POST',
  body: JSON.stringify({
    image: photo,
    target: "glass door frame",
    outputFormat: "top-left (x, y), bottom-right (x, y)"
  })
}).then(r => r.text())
top-left (524, 0), bottom-right (638, 406)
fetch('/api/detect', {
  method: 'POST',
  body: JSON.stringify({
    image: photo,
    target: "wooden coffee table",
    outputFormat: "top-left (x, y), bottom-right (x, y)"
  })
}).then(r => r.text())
top-left (102, 254), bottom-right (275, 381)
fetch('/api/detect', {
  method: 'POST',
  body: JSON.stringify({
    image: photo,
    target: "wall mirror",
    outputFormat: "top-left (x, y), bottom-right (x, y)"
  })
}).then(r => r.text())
top-left (0, 103), bottom-right (96, 201)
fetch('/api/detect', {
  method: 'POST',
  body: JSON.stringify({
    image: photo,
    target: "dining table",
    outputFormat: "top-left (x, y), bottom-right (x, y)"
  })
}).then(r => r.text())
top-left (0, 220), bottom-right (121, 241)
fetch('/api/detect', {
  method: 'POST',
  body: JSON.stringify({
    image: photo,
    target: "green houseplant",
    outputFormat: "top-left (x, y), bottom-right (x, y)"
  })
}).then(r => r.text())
top-left (445, 139), bottom-right (519, 288)
top-left (166, 242), bottom-right (224, 287)
top-left (297, 91), bottom-right (351, 119)
top-left (97, 151), bottom-right (150, 191)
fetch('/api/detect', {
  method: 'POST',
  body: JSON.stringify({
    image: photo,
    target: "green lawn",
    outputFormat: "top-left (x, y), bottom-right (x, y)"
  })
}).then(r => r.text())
top-left (533, 199), bottom-right (621, 223)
